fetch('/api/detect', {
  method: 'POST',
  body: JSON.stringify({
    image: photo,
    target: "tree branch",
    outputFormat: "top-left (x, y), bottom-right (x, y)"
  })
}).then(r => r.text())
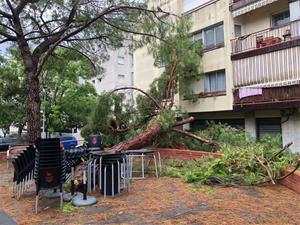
top-left (35, 4), bottom-right (171, 76)
top-left (0, 29), bottom-right (17, 41)
top-left (268, 142), bottom-right (293, 161)
top-left (175, 117), bottom-right (194, 126)
top-left (5, 0), bottom-right (14, 15)
top-left (255, 156), bottom-right (276, 184)
top-left (102, 17), bottom-right (167, 44)
top-left (110, 87), bottom-right (163, 110)
top-left (58, 44), bottom-right (97, 72)
top-left (0, 10), bottom-right (12, 19)
top-left (276, 159), bottom-right (300, 180)
top-left (171, 128), bottom-right (220, 147)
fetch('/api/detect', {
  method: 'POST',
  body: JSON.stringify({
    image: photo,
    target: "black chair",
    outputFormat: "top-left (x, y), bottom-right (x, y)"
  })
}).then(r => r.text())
top-left (87, 152), bottom-right (130, 196)
top-left (12, 145), bottom-right (36, 199)
top-left (34, 138), bottom-right (65, 213)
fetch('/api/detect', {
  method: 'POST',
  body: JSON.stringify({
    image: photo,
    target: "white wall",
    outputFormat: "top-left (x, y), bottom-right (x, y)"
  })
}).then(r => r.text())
top-left (91, 46), bottom-right (134, 104)
top-left (282, 110), bottom-right (300, 153)
top-left (244, 113), bottom-right (256, 139)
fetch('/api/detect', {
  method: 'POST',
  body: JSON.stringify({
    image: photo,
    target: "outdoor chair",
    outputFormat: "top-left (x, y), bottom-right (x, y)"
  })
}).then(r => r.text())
top-left (87, 152), bottom-right (131, 197)
top-left (34, 138), bottom-right (66, 214)
top-left (12, 145), bottom-right (35, 200)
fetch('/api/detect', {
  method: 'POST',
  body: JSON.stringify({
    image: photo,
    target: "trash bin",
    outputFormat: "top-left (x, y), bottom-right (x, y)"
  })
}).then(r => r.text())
top-left (100, 161), bottom-right (119, 195)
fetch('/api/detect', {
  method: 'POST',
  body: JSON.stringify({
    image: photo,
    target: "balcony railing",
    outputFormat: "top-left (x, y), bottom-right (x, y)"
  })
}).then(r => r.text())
top-left (230, 0), bottom-right (260, 11)
top-left (231, 19), bottom-right (300, 54)
top-left (233, 85), bottom-right (300, 110)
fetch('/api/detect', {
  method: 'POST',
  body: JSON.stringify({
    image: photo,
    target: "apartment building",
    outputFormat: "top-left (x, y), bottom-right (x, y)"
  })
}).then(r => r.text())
top-left (134, 0), bottom-right (300, 153)
top-left (83, 45), bottom-right (134, 105)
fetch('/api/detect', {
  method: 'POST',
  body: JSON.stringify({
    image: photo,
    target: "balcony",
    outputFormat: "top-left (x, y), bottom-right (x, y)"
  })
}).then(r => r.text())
top-left (230, 0), bottom-right (281, 17)
top-left (231, 19), bottom-right (300, 55)
top-left (231, 19), bottom-right (300, 88)
top-left (233, 85), bottom-right (300, 110)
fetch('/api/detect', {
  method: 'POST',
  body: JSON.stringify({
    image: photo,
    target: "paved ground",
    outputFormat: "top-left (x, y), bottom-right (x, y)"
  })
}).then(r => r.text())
top-left (0, 158), bottom-right (300, 225)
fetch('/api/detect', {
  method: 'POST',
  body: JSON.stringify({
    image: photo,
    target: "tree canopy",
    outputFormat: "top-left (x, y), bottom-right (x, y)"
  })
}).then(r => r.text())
top-left (0, 0), bottom-right (171, 142)
top-left (0, 47), bottom-right (97, 137)
top-left (0, 49), bottom-right (26, 136)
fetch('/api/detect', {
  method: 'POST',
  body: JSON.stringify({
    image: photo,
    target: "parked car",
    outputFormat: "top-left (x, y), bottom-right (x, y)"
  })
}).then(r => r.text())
top-left (0, 137), bottom-right (22, 152)
top-left (59, 136), bottom-right (78, 150)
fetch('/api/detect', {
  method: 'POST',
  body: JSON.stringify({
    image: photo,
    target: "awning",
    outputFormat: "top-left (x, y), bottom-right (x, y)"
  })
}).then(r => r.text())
top-left (232, 0), bottom-right (280, 17)
top-left (236, 79), bottom-right (300, 89)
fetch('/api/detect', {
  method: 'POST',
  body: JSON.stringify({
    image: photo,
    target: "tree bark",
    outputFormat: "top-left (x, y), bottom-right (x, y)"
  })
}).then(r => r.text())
top-left (111, 123), bottom-right (163, 152)
top-left (25, 70), bottom-right (41, 143)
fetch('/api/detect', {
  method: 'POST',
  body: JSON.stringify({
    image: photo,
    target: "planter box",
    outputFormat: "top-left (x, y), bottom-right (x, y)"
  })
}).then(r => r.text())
top-left (280, 169), bottom-right (300, 194)
top-left (154, 148), bottom-right (221, 160)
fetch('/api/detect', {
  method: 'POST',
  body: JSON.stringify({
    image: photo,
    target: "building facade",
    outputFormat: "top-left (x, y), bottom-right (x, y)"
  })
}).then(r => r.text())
top-left (84, 45), bottom-right (134, 105)
top-left (134, 0), bottom-right (300, 153)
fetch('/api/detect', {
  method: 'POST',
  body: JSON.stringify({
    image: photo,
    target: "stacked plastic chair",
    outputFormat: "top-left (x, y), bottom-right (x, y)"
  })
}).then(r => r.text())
top-left (12, 145), bottom-right (36, 200)
top-left (34, 138), bottom-right (65, 214)
top-left (87, 152), bottom-right (131, 197)
top-left (64, 145), bottom-right (89, 175)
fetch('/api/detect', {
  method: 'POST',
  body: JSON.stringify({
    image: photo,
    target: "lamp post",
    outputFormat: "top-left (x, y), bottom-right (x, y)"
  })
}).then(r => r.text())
top-left (40, 109), bottom-right (46, 138)
top-left (41, 84), bottom-right (47, 138)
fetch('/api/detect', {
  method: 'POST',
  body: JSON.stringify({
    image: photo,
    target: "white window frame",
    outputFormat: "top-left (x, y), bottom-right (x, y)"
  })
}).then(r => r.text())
top-left (192, 22), bottom-right (224, 50)
top-left (271, 10), bottom-right (290, 27)
top-left (117, 49), bottom-right (125, 65)
top-left (204, 70), bottom-right (226, 94)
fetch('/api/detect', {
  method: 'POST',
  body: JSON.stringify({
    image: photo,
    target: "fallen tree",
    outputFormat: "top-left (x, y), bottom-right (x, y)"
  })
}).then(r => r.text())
top-left (81, 17), bottom-right (220, 151)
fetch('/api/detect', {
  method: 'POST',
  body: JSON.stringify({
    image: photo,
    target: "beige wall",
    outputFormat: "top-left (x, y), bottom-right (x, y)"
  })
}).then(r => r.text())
top-left (134, 0), bottom-right (235, 113)
top-left (134, 0), bottom-right (181, 92)
top-left (180, 0), bottom-right (234, 113)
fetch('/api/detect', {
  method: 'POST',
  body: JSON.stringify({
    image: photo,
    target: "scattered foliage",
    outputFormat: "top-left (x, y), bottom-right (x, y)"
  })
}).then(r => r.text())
top-left (164, 134), bottom-right (298, 186)
top-left (62, 203), bottom-right (78, 213)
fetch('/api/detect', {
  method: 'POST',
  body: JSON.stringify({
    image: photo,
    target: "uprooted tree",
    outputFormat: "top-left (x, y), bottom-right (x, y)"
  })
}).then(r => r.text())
top-left (0, 0), bottom-right (173, 142)
top-left (81, 17), bottom-right (220, 151)
top-left (81, 17), bottom-right (300, 184)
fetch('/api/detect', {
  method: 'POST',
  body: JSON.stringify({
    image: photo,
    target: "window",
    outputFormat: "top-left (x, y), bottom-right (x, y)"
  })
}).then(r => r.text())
top-left (204, 70), bottom-right (226, 94)
top-left (192, 23), bottom-right (224, 50)
top-left (117, 49), bottom-right (125, 65)
top-left (91, 79), bottom-right (95, 84)
top-left (256, 118), bottom-right (282, 139)
top-left (204, 23), bottom-right (224, 49)
top-left (193, 31), bottom-right (203, 44)
top-left (118, 74), bottom-right (125, 80)
top-left (234, 24), bottom-right (242, 37)
top-left (272, 11), bottom-right (290, 27)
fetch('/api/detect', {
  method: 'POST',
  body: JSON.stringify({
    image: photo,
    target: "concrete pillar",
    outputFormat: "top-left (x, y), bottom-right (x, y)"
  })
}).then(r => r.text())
top-left (282, 110), bottom-right (300, 153)
top-left (244, 114), bottom-right (256, 139)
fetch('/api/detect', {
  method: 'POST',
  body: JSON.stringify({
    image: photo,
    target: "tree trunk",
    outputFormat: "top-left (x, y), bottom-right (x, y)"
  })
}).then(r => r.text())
top-left (25, 71), bottom-right (41, 143)
top-left (111, 123), bottom-right (163, 152)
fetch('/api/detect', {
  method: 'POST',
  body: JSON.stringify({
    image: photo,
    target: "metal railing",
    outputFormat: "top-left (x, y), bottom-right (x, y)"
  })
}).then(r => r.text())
top-left (231, 19), bottom-right (300, 54)
top-left (230, 0), bottom-right (261, 11)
